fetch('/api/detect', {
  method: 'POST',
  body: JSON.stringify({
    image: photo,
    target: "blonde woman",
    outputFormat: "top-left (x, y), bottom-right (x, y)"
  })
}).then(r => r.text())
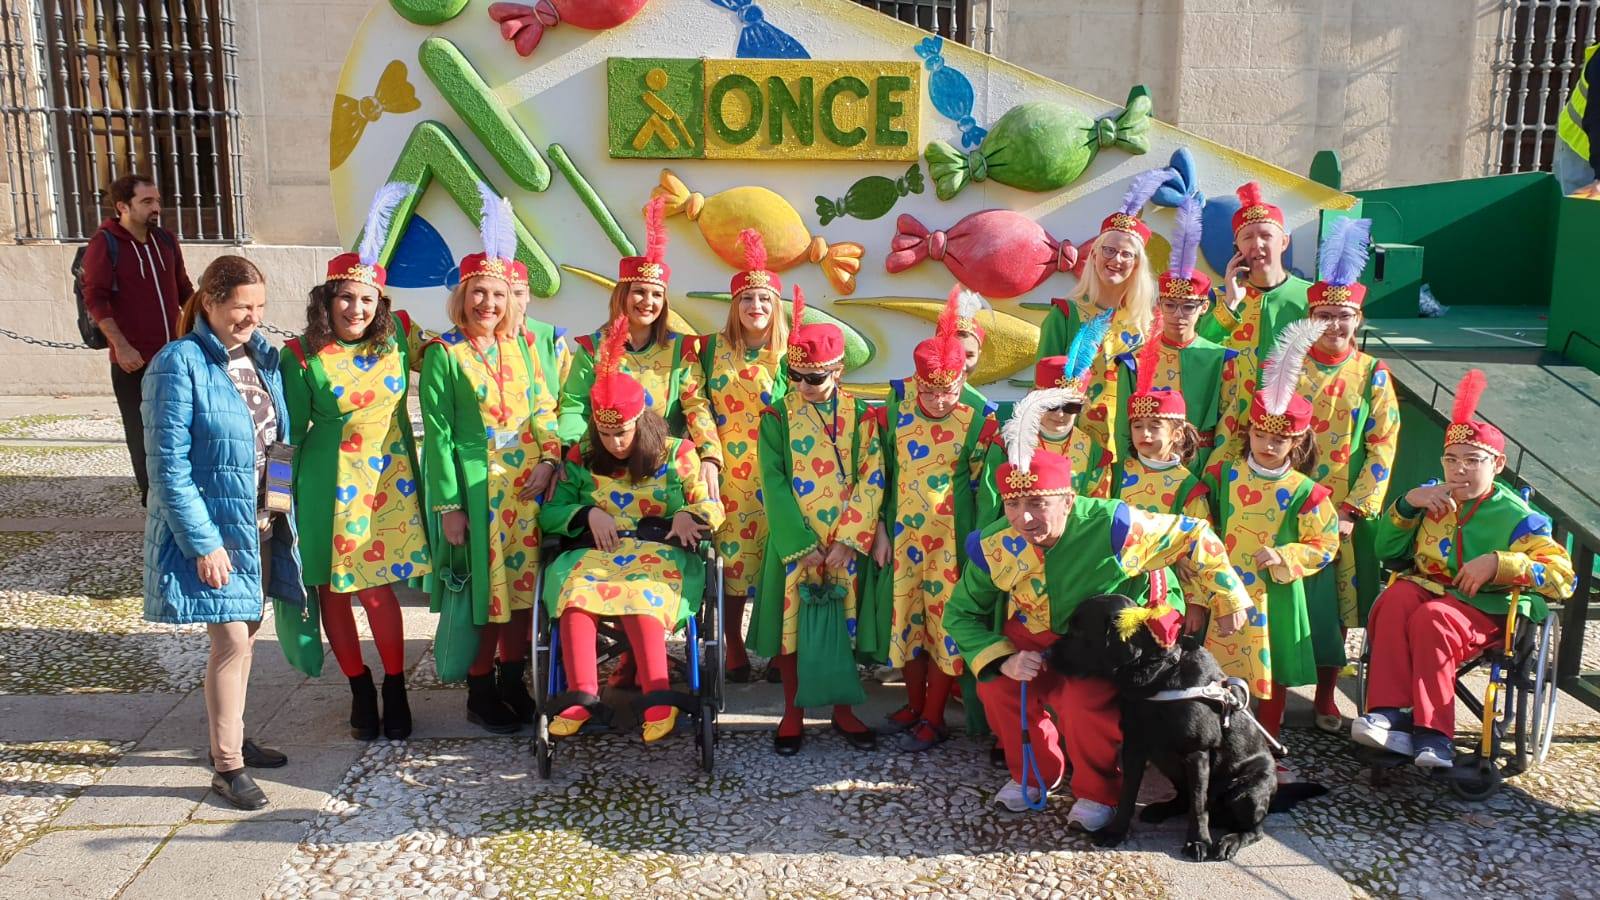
top-left (698, 229), bottom-right (788, 681)
top-left (1034, 168), bottom-right (1169, 490)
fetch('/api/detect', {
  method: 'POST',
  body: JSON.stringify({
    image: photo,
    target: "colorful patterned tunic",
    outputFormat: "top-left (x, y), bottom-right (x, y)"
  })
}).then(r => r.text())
top-left (1298, 347), bottom-right (1400, 630)
top-left (420, 330), bottom-right (561, 624)
top-left (749, 392), bottom-right (885, 658)
top-left (869, 380), bottom-right (1002, 675)
top-left (283, 312), bottom-right (431, 591)
top-left (538, 438), bottom-right (725, 630)
top-left (1109, 455), bottom-right (1210, 519)
top-left (1039, 432), bottom-right (1110, 499)
top-left (559, 328), bottom-right (721, 465)
top-left (1037, 297), bottom-right (1149, 467)
top-left (944, 499), bottom-right (1250, 679)
top-left (1201, 459), bottom-right (1339, 695)
top-left (699, 334), bottom-right (785, 598)
top-left (1118, 335), bottom-right (1243, 473)
top-left (1373, 481), bottom-right (1574, 623)
top-left (1198, 275), bottom-right (1311, 397)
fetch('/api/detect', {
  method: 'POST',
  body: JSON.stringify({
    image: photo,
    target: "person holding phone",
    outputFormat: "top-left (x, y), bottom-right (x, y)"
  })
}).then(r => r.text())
top-left (1198, 182), bottom-right (1311, 395)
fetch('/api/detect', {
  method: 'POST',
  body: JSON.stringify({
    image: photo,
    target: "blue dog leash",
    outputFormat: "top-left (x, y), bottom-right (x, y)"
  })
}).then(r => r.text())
top-left (1018, 681), bottom-right (1049, 810)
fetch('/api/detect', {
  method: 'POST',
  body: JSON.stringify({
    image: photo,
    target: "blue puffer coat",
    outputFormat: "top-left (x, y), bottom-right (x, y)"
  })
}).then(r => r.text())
top-left (142, 318), bottom-right (306, 624)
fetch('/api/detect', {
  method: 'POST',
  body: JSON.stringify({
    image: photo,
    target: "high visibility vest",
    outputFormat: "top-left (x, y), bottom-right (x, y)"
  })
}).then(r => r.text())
top-left (1559, 43), bottom-right (1597, 161)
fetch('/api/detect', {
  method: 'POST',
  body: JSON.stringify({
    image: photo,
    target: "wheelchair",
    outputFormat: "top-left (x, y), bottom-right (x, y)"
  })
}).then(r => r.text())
top-left (1352, 569), bottom-right (1562, 800)
top-left (527, 529), bottom-right (726, 777)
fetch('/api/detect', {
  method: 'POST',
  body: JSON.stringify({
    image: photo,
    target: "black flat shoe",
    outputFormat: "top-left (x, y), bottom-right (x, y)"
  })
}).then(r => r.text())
top-left (990, 745), bottom-right (1009, 769)
top-left (832, 722), bottom-right (877, 751)
top-left (242, 739), bottom-right (288, 769)
top-left (211, 768), bottom-right (268, 810)
top-left (773, 731), bottom-right (803, 756)
top-left (764, 664), bottom-right (782, 684)
top-left (726, 664), bottom-right (754, 684)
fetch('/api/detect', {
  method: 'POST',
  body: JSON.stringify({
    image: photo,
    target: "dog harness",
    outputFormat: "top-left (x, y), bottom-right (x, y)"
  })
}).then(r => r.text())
top-left (1147, 676), bottom-right (1287, 757)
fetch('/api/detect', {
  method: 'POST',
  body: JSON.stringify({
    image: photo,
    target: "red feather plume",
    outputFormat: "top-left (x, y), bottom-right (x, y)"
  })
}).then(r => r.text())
top-left (642, 195), bottom-right (668, 264)
top-left (790, 284), bottom-right (805, 335)
top-left (737, 227), bottom-right (767, 273)
top-left (1135, 311), bottom-right (1164, 395)
top-left (1452, 368), bottom-right (1487, 425)
top-left (1236, 181), bottom-right (1264, 208)
top-left (597, 313), bottom-right (630, 377)
top-left (936, 283), bottom-right (962, 338)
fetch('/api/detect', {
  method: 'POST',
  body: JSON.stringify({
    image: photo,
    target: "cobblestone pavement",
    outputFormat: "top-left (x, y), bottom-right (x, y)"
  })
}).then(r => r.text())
top-left (6, 406), bottom-right (1600, 898)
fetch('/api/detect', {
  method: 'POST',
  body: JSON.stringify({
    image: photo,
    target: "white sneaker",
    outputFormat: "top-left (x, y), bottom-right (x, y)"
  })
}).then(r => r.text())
top-left (993, 779), bottom-right (1044, 813)
top-left (1351, 713), bottom-right (1413, 757)
top-left (1067, 798), bottom-right (1114, 832)
top-left (1413, 745), bottom-right (1454, 770)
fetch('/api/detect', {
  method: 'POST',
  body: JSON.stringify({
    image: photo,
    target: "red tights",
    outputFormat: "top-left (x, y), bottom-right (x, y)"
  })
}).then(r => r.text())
top-left (724, 594), bottom-right (750, 671)
top-left (1258, 682), bottom-right (1290, 738)
top-left (559, 610), bottom-right (673, 723)
top-left (319, 585), bottom-right (406, 678)
top-left (467, 608), bottom-right (533, 678)
top-left (892, 656), bottom-right (955, 731)
top-left (772, 653), bottom-right (868, 738)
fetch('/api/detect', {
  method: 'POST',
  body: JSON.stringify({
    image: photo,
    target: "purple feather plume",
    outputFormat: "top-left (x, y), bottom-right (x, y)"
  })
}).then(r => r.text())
top-left (1172, 193), bottom-right (1203, 277)
top-left (1319, 217), bottom-right (1373, 287)
top-left (1120, 166), bottom-right (1178, 217)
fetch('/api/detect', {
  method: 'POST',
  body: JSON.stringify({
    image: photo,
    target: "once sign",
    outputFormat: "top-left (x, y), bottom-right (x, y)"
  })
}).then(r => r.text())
top-left (607, 58), bottom-right (920, 161)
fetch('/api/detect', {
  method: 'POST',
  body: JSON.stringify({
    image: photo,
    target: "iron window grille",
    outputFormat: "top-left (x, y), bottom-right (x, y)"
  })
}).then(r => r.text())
top-left (853, 0), bottom-right (971, 45)
top-left (0, 0), bottom-right (246, 242)
top-left (1488, 0), bottom-right (1599, 174)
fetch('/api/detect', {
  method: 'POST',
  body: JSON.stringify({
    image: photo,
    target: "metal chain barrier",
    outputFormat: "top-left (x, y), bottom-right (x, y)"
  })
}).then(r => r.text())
top-left (0, 321), bottom-right (298, 350)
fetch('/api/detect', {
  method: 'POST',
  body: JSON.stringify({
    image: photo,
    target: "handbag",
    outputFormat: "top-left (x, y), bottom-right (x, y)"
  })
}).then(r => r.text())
top-left (794, 578), bottom-right (866, 708)
top-left (273, 592), bottom-right (324, 678)
top-left (431, 541), bottom-right (482, 684)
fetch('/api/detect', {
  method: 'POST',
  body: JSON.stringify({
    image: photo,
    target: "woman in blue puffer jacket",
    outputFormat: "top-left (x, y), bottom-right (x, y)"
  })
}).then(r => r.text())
top-left (143, 254), bottom-right (306, 811)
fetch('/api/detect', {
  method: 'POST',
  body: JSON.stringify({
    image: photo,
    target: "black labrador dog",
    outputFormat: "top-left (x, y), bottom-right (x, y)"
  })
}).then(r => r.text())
top-left (1048, 594), bottom-right (1325, 861)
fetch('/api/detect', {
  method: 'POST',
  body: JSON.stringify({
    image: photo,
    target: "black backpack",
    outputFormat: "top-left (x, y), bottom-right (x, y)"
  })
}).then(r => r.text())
top-left (73, 227), bottom-right (175, 350)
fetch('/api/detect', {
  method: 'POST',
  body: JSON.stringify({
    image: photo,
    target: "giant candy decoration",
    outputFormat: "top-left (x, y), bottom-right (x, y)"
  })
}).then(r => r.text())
top-left (652, 169), bottom-right (864, 294)
top-left (885, 210), bottom-right (1077, 300)
top-left (924, 86), bottom-right (1153, 201)
top-left (835, 296), bottom-right (1038, 385)
top-left (488, 0), bottom-right (650, 57)
top-left (815, 164), bottom-right (923, 225)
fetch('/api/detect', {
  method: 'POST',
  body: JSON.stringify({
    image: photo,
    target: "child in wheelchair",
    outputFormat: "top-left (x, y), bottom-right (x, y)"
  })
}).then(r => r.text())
top-left (1352, 370), bottom-right (1573, 769)
top-left (534, 317), bottom-right (725, 743)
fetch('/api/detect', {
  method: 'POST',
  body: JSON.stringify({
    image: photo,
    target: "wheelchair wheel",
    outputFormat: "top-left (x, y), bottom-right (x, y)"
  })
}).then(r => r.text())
top-left (535, 726), bottom-right (553, 779)
top-left (1527, 613), bottom-right (1561, 767)
top-left (1354, 628), bottom-right (1372, 715)
top-left (697, 704), bottom-right (717, 773)
top-left (1449, 757), bottom-right (1503, 801)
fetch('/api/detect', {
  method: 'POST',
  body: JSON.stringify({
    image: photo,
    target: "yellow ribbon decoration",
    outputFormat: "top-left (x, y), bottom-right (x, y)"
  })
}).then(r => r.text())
top-left (330, 60), bottom-right (421, 169)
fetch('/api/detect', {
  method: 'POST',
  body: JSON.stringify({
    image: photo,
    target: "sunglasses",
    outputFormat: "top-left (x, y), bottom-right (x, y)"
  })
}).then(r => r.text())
top-left (1047, 403), bottom-right (1083, 415)
top-left (788, 371), bottom-right (834, 386)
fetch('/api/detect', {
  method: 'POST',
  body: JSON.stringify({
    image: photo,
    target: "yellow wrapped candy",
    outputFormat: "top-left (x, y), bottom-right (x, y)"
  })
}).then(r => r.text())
top-left (652, 169), bottom-right (864, 295)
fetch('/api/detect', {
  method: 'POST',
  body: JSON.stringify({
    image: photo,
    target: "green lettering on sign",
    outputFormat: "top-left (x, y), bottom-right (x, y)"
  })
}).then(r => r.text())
top-left (874, 75), bottom-right (911, 147)
top-left (708, 74), bottom-right (762, 145)
top-left (766, 75), bottom-right (814, 147)
top-left (819, 76), bottom-right (868, 148)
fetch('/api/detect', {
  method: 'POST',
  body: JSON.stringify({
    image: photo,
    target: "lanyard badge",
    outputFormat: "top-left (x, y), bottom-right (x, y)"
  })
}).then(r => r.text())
top-left (264, 442), bottom-right (296, 513)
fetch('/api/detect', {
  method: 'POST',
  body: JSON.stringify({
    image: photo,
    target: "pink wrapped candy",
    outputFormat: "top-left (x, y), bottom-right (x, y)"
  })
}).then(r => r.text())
top-left (885, 210), bottom-right (1078, 300)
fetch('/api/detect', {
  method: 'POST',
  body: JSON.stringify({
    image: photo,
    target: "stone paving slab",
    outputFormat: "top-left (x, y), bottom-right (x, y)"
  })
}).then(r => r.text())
top-left (193, 743), bottom-right (366, 824)
top-left (118, 819), bottom-right (311, 900)
top-left (0, 694), bottom-right (184, 743)
top-left (0, 740), bottom-right (132, 867)
top-left (0, 824), bottom-right (168, 899)
top-left (49, 748), bottom-right (211, 829)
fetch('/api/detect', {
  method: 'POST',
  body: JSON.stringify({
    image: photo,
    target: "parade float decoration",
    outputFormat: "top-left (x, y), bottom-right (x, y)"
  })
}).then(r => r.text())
top-left (332, 0), bottom-right (1351, 397)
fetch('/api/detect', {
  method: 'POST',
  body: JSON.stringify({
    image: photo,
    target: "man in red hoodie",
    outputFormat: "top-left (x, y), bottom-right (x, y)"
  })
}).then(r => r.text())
top-left (79, 174), bottom-right (193, 505)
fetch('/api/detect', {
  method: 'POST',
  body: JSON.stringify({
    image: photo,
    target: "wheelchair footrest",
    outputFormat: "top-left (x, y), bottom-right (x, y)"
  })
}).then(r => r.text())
top-left (635, 689), bottom-right (703, 716)
top-left (545, 691), bottom-right (617, 734)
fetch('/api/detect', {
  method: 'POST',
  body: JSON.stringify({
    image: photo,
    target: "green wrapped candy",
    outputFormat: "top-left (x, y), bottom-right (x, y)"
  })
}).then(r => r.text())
top-left (926, 85), bottom-right (1153, 201)
top-left (815, 163), bottom-right (925, 225)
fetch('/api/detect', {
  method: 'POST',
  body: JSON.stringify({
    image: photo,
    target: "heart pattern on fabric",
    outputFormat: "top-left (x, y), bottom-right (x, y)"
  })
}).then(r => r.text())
top-left (1001, 535), bottom-right (1027, 556)
top-left (907, 441), bottom-right (930, 461)
top-left (396, 478), bottom-right (417, 497)
top-left (339, 433), bottom-right (363, 453)
top-left (363, 541), bottom-right (387, 563)
top-left (336, 484), bottom-right (358, 504)
top-left (792, 477), bottom-right (815, 497)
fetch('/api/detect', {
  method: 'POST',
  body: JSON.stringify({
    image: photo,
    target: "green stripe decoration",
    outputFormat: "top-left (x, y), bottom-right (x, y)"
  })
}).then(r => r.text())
top-left (548, 143), bottom-right (637, 257)
top-left (389, 0), bottom-right (467, 26)
top-left (371, 120), bottom-right (560, 297)
top-left (685, 290), bottom-right (877, 370)
top-left (417, 37), bottom-right (550, 193)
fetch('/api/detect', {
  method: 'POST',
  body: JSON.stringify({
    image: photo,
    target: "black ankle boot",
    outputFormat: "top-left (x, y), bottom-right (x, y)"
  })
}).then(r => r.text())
top-left (497, 660), bottom-right (535, 725)
top-left (382, 672), bottom-right (412, 740)
top-left (348, 668), bottom-right (380, 741)
top-left (466, 673), bottom-right (520, 734)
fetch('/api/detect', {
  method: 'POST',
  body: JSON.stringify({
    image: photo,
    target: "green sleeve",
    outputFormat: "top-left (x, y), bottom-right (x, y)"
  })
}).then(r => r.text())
top-left (944, 535), bottom-right (1012, 681)
top-left (1036, 304), bottom-right (1072, 361)
top-left (973, 432), bottom-right (1005, 531)
top-left (537, 456), bottom-right (595, 536)
top-left (282, 350), bottom-right (312, 449)
top-left (1373, 494), bottom-right (1424, 564)
top-left (558, 341), bottom-right (597, 445)
top-left (1197, 288), bottom-right (1231, 343)
top-left (420, 344), bottom-right (462, 512)
top-left (758, 407), bottom-right (822, 563)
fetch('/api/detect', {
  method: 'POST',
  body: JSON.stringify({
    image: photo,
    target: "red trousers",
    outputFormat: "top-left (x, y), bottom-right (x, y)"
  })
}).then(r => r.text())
top-left (1365, 580), bottom-right (1501, 735)
top-left (975, 618), bottom-right (1122, 807)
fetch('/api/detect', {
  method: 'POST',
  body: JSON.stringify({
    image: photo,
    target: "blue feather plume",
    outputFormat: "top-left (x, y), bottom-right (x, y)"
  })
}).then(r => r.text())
top-left (1318, 217), bottom-right (1373, 287)
top-left (1172, 193), bottom-right (1203, 277)
top-left (1120, 166), bottom-right (1178, 217)
top-left (1067, 308), bottom-right (1115, 381)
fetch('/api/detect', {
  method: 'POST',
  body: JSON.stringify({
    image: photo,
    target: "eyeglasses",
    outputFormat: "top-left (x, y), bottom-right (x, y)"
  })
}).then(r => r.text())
top-left (1158, 300), bottom-right (1204, 317)
top-left (1046, 403), bottom-right (1082, 415)
top-left (788, 370), bottom-right (834, 386)
top-left (1441, 454), bottom-right (1495, 469)
top-left (1099, 245), bottom-right (1138, 263)
top-left (1312, 312), bottom-right (1359, 324)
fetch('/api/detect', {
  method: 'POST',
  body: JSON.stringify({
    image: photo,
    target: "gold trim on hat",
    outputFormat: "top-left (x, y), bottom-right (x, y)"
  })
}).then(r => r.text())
top-left (619, 261), bottom-right (667, 285)
top-left (1129, 395), bottom-right (1185, 420)
top-left (1251, 411), bottom-right (1306, 437)
top-left (336, 263), bottom-right (382, 289)
top-left (1000, 467), bottom-right (1073, 500)
top-left (740, 270), bottom-right (773, 289)
top-left (1310, 284), bottom-right (1359, 308)
top-left (1160, 277), bottom-right (1206, 300)
top-left (916, 369), bottom-right (963, 390)
top-left (1444, 423), bottom-right (1502, 456)
top-left (592, 406), bottom-right (642, 429)
top-left (1105, 212), bottom-right (1144, 237)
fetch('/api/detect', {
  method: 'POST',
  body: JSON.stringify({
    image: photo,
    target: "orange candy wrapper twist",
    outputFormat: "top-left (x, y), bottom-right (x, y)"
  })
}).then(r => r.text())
top-left (651, 169), bottom-right (864, 295)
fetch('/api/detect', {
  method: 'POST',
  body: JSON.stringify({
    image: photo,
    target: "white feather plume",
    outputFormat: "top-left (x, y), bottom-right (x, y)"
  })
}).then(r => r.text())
top-left (1260, 319), bottom-right (1329, 416)
top-left (357, 182), bottom-right (413, 267)
top-left (1003, 387), bottom-right (1078, 473)
top-left (475, 182), bottom-right (516, 261)
top-left (956, 288), bottom-right (988, 319)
